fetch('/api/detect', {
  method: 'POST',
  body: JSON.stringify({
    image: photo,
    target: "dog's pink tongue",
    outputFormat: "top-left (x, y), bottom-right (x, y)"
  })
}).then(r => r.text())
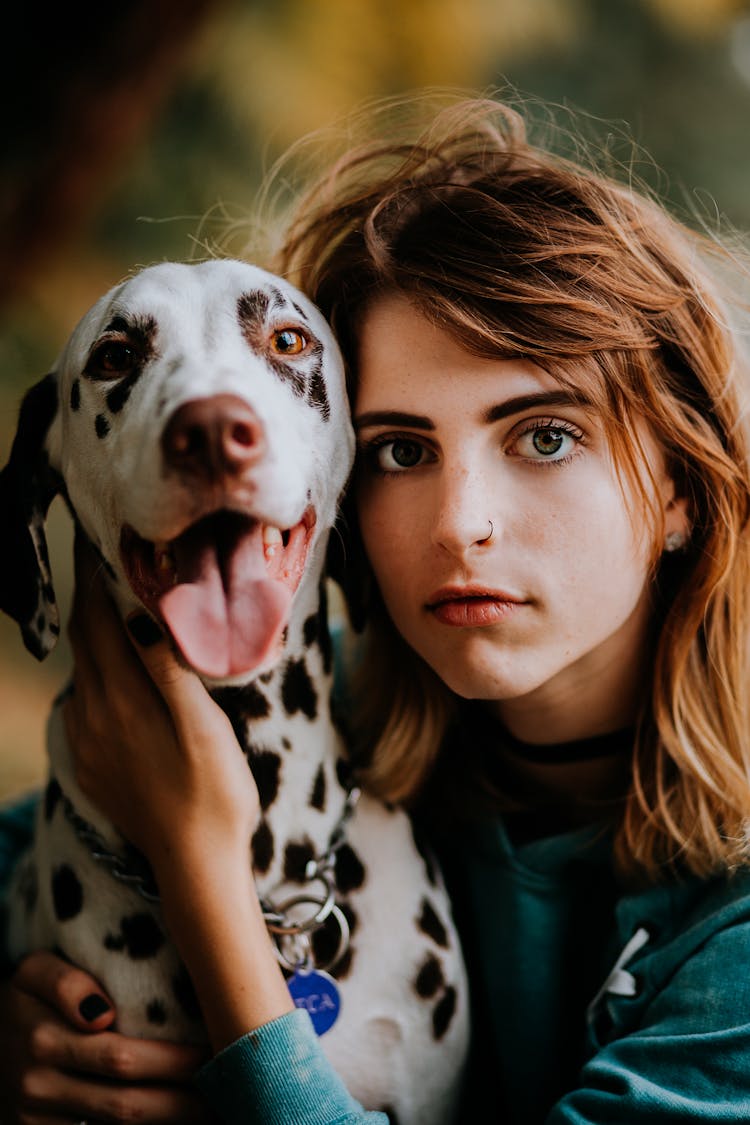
top-left (158, 520), bottom-right (291, 679)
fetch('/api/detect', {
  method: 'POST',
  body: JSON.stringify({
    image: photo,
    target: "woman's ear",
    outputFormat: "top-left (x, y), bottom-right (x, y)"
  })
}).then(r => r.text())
top-left (662, 477), bottom-right (691, 553)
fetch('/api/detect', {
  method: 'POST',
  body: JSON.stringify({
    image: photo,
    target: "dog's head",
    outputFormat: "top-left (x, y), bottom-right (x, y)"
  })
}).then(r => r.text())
top-left (0, 260), bottom-right (355, 683)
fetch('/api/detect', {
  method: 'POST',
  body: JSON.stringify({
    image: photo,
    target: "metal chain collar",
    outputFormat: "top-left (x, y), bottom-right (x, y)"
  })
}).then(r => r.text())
top-left (60, 783), bottom-right (361, 970)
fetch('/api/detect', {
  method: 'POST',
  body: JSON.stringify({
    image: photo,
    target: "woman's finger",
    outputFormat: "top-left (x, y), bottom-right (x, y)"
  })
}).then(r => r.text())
top-left (17, 1064), bottom-right (213, 1122)
top-left (13, 950), bottom-right (115, 1033)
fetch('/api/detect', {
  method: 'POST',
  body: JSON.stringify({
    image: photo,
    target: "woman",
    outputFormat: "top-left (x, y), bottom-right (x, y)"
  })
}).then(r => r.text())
top-left (2, 95), bottom-right (750, 1123)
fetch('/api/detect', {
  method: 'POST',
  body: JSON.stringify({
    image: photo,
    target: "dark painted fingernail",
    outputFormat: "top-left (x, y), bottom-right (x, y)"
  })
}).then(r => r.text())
top-left (126, 613), bottom-right (164, 647)
top-left (79, 993), bottom-right (111, 1021)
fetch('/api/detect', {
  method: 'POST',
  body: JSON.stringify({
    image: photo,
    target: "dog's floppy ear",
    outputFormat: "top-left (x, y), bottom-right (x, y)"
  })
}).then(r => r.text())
top-left (0, 373), bottom-right (63, 659)
top-left (325, 483), bottom-right (370, 634)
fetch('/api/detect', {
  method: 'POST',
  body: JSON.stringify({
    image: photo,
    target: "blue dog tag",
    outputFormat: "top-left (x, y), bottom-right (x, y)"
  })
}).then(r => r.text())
top-left (288, 968), bottom-right (341, 1036)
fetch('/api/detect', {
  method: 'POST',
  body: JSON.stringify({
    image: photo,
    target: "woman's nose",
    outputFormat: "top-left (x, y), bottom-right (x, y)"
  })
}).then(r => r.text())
top-left (430, 467), bottom-right (496, 556)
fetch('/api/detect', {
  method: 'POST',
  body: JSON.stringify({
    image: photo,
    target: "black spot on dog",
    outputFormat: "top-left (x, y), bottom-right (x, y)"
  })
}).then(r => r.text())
top-left (303, 612), bottom-right (318, 647)
top-left (146, 999), bottom-right (167, 1026)
top-left (105, 912), bottom-right (165, 959)
top-left (43, 582), bottom-right (56, 604)
top-left (340, 901), bottom-right (358, 938)
top-left (334, 844), bottom-right (365, 894)
top-left (18, 860), bottom-right (38, 914)
top-left (335, 756), bottom-right (354, 792)
top-left (317, 587), bottom-right (333, 674)
top-left (417, 899), bottom-right (448, 948)
top-left (251, 749), bottom-right (281, 812)
top-left (95, 414), bottom-right (110, 439)
top-left (310, 909), bottom-right (354, 978)
top-left (307, 346), bottom-right (330, 421)
top-left (106, 380), bottom-right (132, 414)
top-left (34, 525), bottom-right (52, 572)
top-left (251, 819), bottom-right (274, 874)
top-left (173, 965), bottom-right (202, 1023)
top-left (49, 622), bottom-right (60, 635)
top-left (411, 826), bottom-right (437, 887)
top-left (284, 838), bottom-right (315, 883)
top-left (282, 737), bottom-right (291, 751)
top-left (268, 284), bottom-right (287, 311)
top-left (310, 765), bottom-right (326, 811)
top-left (44, 778), bottom-right (61, 821)
top-left (415, 954), bottom-right (444, 998)
top-left (70, 379), bottom-right (81, 411)
top-left (432, 985), bottom-right (457, 1040)
top-left (332, 946), bottom-right (353, 979)
top-left (213, 683), bottom-right (270, 724)
top-left (52, 865), bottom-right (83, 921)
top-left (281, 658), bottom-right (317, 719)
top-left (303, 585), bottom-right (332, 673)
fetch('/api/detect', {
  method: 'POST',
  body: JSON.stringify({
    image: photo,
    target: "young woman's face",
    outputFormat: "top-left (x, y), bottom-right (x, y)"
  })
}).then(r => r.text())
top-left (354, 293), bottom-right (689, 742)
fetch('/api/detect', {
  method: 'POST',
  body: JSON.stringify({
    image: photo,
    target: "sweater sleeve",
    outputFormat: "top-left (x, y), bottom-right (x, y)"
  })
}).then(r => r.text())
top-left (194, 1008), bottom-right (389, 1125)
top-left (547, 921), bottom-right (750, 1123)
top-left (0, 790), bottom-right (39, 975)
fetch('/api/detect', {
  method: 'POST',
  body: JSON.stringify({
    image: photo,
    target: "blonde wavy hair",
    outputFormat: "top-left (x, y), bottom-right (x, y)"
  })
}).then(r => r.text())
top-left (268, 94), bottom-right (750, 882)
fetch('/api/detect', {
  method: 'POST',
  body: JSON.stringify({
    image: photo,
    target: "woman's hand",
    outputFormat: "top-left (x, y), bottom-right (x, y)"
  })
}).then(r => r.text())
top-left (0, 950), bottom-right (212, 1123)
top-left (63, 532), bottom-right (260, 875)
top-left (62, 533), bottom-right (294, 1053)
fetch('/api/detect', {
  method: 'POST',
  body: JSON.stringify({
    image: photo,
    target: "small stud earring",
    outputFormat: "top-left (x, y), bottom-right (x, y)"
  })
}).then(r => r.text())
top-left (664, 530), bottom-right (687, 553)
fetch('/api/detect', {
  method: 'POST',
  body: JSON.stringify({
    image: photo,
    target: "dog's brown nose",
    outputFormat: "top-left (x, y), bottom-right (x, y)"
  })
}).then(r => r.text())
top-left (162, 395), bottom-right (265, 480)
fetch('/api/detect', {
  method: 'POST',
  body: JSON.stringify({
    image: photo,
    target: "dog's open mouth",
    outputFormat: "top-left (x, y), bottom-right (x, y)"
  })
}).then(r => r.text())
top-left (120, 508), bottom-right (316, 679)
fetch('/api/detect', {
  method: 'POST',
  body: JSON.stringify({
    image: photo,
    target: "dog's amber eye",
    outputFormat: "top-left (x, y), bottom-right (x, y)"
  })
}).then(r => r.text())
top-left (87, 340), bottom-right (139, 378)
top-left (271, 328), bottom-right (306, 356)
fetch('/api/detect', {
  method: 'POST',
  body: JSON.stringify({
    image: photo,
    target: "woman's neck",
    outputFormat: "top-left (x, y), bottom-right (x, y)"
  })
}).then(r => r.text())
top-left (465, 711), bottom-right (635, 838)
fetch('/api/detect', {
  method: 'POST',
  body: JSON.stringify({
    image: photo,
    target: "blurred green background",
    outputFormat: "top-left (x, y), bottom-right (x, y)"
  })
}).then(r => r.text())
top-left (2, 0), bottom-right (749, 799)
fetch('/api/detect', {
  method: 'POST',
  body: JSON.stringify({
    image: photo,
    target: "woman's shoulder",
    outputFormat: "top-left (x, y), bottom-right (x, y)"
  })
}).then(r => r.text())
top-left (604, 864), bottom-right (750, 1026)
top-left (619, 862), bottom-right (750, 949)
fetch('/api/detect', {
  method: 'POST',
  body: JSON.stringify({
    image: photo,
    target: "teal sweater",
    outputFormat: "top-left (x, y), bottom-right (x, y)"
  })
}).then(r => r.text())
top-left (2, 787), bottom-right (750, 1123)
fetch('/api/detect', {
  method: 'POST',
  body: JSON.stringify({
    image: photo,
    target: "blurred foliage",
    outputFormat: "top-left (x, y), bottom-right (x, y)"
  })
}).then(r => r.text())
top-left (2, 0), bottom-right (749, 393)
top-left (1, 0), bottom-right (749, 796)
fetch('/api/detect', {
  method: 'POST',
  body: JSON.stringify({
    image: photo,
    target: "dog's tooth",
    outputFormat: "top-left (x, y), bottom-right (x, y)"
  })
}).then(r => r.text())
top-left (263, 525), bottom-right (283, 560)
top-left (157, 546), bottom-right (175, 571)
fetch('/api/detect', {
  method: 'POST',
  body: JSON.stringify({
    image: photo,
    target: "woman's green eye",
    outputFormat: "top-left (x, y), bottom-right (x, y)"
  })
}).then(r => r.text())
top-left (532, 428), bottom-right (565, 456)
top-left (513, 422), bottom-right (580, 462)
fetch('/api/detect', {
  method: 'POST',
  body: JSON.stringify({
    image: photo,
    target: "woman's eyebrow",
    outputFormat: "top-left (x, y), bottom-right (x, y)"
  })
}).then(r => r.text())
top-left (484, 390), bottom-right (591, 423)
top-left (354, 410), bottom-right (435, 431)
top-left (355, 393), bottom-right (590, 431)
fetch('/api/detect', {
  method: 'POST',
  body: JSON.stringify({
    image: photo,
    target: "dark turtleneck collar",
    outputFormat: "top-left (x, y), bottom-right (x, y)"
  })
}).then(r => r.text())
top-left (419, 702), bottom-right (636, 845)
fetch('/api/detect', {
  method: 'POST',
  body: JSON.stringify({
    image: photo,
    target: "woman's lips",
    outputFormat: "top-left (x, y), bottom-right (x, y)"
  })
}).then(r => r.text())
top-left (426, 587), bottom-right (525, 627)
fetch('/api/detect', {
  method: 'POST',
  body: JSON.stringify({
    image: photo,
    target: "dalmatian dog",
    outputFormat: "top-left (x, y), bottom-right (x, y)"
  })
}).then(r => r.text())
top-left (0, 260), bottom-right (469, 1123)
